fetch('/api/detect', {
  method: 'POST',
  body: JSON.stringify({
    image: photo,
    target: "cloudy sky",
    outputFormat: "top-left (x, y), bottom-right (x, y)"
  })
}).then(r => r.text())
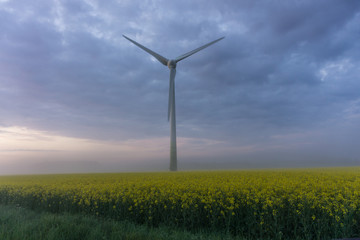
top-left (1, 0), bottom-right (360, 174)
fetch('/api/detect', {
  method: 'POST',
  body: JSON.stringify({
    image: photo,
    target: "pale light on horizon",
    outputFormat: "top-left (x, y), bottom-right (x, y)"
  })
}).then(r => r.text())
top-left (0, 0), bottom-right (359, 174)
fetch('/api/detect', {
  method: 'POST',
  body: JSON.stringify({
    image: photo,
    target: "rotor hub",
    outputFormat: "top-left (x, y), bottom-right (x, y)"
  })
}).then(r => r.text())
top-left (167, 60), bottom-right (177, 69)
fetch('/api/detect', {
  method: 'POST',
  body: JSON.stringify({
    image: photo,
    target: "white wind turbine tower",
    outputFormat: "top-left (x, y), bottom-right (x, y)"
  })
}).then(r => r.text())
top-left (123, 35), bottom-right (224, 171)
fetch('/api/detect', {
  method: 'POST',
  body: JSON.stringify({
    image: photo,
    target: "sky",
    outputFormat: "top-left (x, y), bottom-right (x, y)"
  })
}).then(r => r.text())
top-left (1, 0), bottom-right (360, 175)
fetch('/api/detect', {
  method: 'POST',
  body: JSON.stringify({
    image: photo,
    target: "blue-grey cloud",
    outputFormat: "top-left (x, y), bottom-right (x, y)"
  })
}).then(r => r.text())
top-left (1, 0), bottom-right (360, 172)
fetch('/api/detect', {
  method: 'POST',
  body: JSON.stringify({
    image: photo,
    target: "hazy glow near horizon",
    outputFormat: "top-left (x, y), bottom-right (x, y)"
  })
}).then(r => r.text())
top-left (0, 126), bottom-right (258, 174)
top-left (0, 0), bottom-right (359, 174)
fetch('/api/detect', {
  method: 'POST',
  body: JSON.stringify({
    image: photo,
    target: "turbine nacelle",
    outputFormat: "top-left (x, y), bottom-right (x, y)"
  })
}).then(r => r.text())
top-left (123, 35), bottom-right (224, 171)
top-left (167, 60), bottom-right (177, 69)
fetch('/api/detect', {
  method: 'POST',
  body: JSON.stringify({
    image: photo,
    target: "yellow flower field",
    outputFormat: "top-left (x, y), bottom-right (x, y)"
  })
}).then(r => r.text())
top-left (0, 167), bottom-right (359, 239)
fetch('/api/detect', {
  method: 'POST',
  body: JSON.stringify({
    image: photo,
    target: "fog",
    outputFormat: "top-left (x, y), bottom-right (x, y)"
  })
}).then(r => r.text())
top-left (1, 0), bottom-right (359, 174)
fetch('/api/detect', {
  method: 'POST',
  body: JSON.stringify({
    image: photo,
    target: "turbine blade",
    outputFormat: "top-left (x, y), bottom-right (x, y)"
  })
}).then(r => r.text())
top-left (123, 35), bottom-right (168, 66)
top-left (168, 68), bottom-right (176, 121)
top-left (175, 37), bottom-right (225, 63)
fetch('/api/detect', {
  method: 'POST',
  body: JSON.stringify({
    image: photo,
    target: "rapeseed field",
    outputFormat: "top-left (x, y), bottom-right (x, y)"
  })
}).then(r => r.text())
top-left (0, 167), bottom-right (359, 239)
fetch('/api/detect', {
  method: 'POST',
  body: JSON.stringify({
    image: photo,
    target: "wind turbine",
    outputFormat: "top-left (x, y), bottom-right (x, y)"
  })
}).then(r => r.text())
top-left (123, 35), bottom-right (224, 171)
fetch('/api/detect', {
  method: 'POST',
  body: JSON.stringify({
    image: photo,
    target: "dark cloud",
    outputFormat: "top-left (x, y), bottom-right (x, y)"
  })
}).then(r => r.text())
top-left (1, 0), bottom-right (360, 172)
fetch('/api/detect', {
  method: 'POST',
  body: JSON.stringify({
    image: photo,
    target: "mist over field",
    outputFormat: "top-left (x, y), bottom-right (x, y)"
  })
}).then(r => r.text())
top-left (1, 0), bottom-right (360, 174)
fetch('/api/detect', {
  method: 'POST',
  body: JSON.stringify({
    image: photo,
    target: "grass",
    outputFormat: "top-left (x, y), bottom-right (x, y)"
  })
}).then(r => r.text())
top-left (1, 168), bottom-right (360, 239)
top-left (0, 204), bottom-right (240, 240)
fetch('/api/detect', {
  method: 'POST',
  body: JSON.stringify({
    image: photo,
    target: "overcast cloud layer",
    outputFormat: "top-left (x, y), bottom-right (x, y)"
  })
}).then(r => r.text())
top-left (1, 0), bottom-right (360, 174)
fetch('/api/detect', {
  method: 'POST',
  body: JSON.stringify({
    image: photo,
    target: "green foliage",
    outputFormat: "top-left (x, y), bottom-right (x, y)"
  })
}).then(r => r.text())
top-left (0, 204), bottom-right (236, 240)
top-left (1, 168), bottom-right (360, 239)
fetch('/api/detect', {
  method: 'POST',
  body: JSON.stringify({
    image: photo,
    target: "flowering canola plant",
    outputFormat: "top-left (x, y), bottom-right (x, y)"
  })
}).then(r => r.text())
top-left (0, 167), bottom-right (359, 239)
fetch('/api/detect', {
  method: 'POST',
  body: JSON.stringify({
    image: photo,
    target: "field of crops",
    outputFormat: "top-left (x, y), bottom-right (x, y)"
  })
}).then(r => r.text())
top-left (1, 167), bottom-right (360, 239)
